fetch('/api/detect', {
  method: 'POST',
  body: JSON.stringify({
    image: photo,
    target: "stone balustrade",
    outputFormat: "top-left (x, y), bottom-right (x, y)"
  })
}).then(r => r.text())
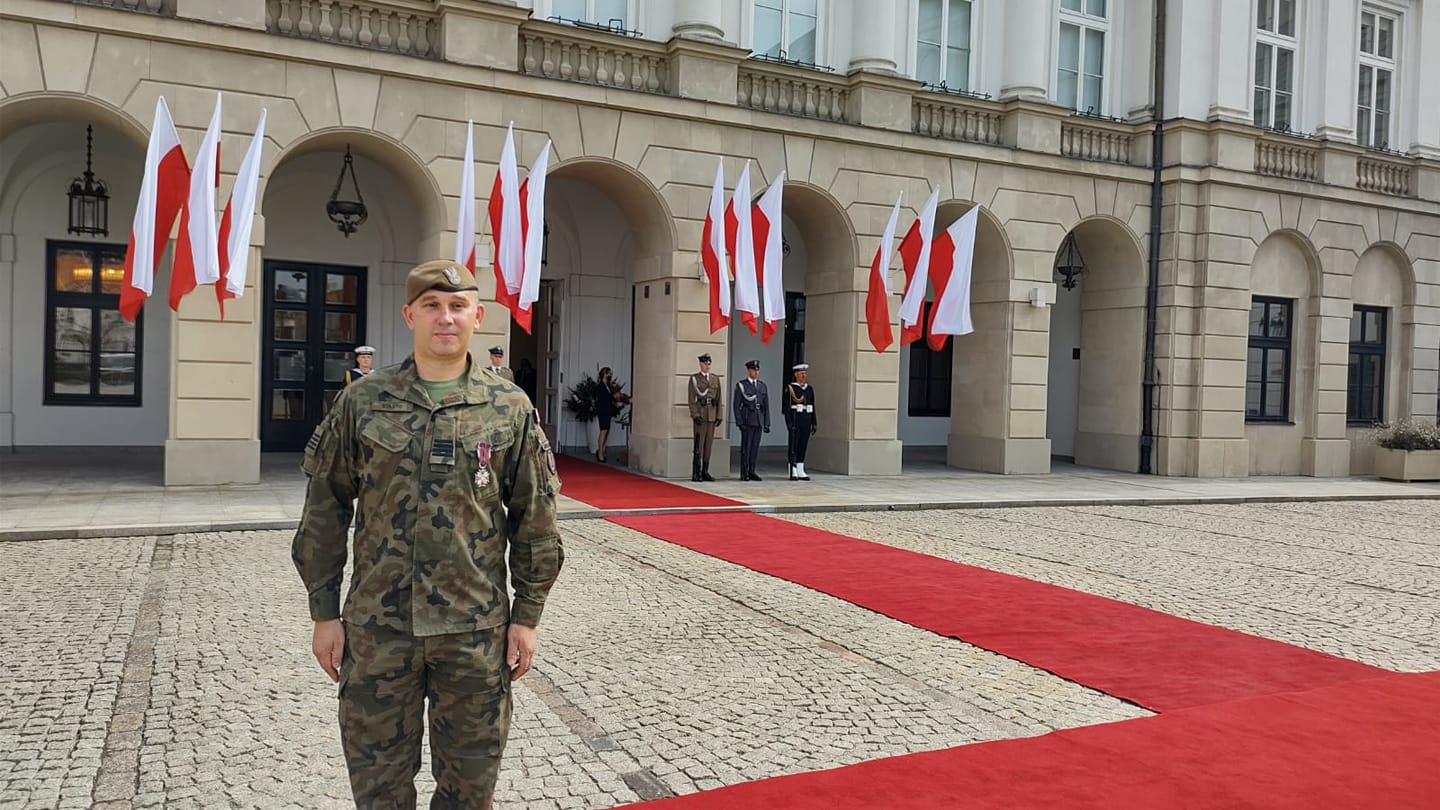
top-left (1357, 155), bottom-right (1415, 197)
top-left (65, 0), bottom-right (174, 14)
top-left (912, 91), bottom-right (1003, 146)
top-left (1060, 118), bottom-right (1135, 164)
top-left (266, 0), bottom-right (439, 59)
top-left (737, 61), bottom-right (850, 124)
top-left (1255, 137), bottom-right (1320, 181)
top-left (519, 19), bottom-right (670, 96)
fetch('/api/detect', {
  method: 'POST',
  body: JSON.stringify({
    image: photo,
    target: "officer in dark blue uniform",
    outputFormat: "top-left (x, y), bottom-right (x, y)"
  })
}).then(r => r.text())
top-left (732, 360), bottom-right (770, 481)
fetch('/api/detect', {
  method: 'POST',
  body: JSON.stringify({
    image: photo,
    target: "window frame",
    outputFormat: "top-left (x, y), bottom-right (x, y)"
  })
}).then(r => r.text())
top-left (1253, 0), bottom-right (1298, 131)
top-left (907, 302), bottom-right (953, 418)
top-left (548, 0), bottom-right (634, 29)
top-left (1055, 0), bottom-right (1110, 114)
top-left (913, 0), bottom-right (975, 91)
top-left (43, 239), bottom-right (144, 408)
top-left (1245, 296), bottom-right (1293, 424)
top-left (1356, 6), bottom-right (1398, 150)
top-left (750, 0), bottom-right (824, 65)
top-left (1346, 305), bottom-right (1387, 426)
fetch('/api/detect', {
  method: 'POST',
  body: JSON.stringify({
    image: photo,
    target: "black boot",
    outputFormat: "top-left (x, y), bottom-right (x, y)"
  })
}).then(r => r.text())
top-left (700, 463), bottom-right (715, 482)
top-left (750, 468), bottom-right (763, 482)
top-left (691, 454), bottom-right (702, 482)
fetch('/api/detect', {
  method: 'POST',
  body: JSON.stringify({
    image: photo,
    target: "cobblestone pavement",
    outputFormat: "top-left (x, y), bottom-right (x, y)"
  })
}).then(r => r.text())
top-left (1, 500), bottom-right (1435, 809)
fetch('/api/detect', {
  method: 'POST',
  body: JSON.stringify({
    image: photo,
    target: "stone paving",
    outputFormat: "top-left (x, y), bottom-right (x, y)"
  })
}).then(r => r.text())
top-left (0, 500), bottom-right (1436, 809)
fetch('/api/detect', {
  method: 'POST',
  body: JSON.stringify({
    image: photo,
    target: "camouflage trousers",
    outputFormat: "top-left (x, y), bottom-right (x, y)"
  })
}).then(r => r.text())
top-left (339, 623), bottom-right (512, 809)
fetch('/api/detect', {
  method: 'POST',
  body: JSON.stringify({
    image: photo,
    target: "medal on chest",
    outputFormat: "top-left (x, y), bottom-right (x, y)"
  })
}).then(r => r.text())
top-left (474, 442), bottom-right (492, 489)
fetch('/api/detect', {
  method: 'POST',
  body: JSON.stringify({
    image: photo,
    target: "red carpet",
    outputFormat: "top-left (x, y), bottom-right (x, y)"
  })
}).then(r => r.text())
top-left (610, 512), bottom-right (1387, 712)
top-left (633, 671), bottom-right (1440, 809)
top-left (555, 455), bottom-right (741, 510)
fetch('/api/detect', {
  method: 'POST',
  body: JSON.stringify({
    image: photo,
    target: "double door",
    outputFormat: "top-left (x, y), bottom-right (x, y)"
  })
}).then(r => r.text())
top-left (260, 261), bottom-right (366, 451)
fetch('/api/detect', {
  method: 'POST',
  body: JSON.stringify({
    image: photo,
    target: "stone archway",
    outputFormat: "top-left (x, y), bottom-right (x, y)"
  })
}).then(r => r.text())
top-left (0, 97), bottom-right (156, 452)
top-left (1247, 230), bottom-right (1322, 475)
top-left (1348, 242), bottom-right (1416, 473)
top-left (1045, 216), bottom-right (1147, 471)
top-left (542, 157), bottom-right (677, 472)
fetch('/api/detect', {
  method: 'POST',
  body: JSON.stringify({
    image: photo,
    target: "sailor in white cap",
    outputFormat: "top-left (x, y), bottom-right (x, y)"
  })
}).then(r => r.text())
top-left (345, 345), bottom-right (376, 386)
top-left (784, 363), bottom-right (817, 480)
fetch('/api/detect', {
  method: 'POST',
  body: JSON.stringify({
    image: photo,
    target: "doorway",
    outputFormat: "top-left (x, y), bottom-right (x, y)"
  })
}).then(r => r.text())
top-left (260, 260), bottom-right (367, 451)
top-left (509, 279), bottom-right (562, 446)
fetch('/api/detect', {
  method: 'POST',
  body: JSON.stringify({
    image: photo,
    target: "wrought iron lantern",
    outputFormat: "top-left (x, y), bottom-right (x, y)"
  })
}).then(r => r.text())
top-left (1054, 232), bottom-right (1087, 291)
top-left (67, 125), bottom-right (109, 237)
top-left (326, 145), bottom-right (367, 237)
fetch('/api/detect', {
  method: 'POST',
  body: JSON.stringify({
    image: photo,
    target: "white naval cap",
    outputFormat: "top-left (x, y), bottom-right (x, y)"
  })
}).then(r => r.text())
top-left (354, 345), bottom-right (376, 355)
top-left (792, 363), bottom-right (809, 371)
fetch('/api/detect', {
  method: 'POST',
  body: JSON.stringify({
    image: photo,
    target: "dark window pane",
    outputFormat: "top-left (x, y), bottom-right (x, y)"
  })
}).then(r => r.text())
top-left (54, 307), bottom-right (91, 350)
top-left (54, 249), bottom-right (95, 293)
top-left (1277, 0), bottom-right (1293, 36)
top-left (324, 351), bottom-right (350, 383)
top-left (1360, 13), bottom-right (1374, 53)
top-left (325, 312), bottom-right (357, 344)
top-left (99, 352), bottom-right (136, 395)
top-left (1265, 348), bottom-right (1287, 381)
top-left (53, 350), bottom-right (92, 395)
top-left (274, 310), bottom-right (307, 341)
top-left (274, 270), bottom-right (308, 302)
top-left (1249, 301), bottom-right (1266, 336)
top-left (98, 310), bottom-right (136, 352)
top-left (326, 273), bottom-right (359, 305)
top-left (275, 349), bottom-right (307, 381)
top-left (1246, 379), bottom-right (1261, 416)
top-left (272, 390), bottom-right (306, 421)
top-left (1247, 347), bottom-right (1263, 384)
top-left (1268, 303), bottom-right (1289, 338)
top-left (1349, 311), bottom-right (1363, 343)
top-left (1364, 311), bottom-right (1384, 344)
top-left (1265, 381), bottom-right (1286, 417)
top-left (98, 252), bottom-right (126, 295)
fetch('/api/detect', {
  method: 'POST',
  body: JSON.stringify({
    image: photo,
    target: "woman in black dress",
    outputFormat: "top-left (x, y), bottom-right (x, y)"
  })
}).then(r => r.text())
top-left (594, 367), bottom-right (622, 462)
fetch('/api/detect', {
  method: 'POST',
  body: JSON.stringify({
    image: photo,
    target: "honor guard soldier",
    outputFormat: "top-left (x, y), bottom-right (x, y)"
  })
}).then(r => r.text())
top-left (784, 363), bottom-right (817, 480)
top-left (344, 345), bottom-right (375, 385)
top-left (293, 258), bottom-right (563, 809)
top-left (733, 360), bottom-right (770, 481)
top-left (687, 353), bottom-right (722, 482)
top-left (487, 346), bottom-right (514, 381)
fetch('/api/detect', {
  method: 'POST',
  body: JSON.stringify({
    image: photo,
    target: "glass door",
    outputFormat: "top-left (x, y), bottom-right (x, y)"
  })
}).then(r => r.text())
top-left (260, 261), bottom-right (366, 451)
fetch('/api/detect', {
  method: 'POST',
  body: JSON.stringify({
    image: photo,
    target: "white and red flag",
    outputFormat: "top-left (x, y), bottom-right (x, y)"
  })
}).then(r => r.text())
top-left (724, 162), bottom-right (760, 335)
top-left (454, 119), bottom-right (477, 272)
top-left (216, 108), bottom-right (266, 318)
top-left (170, 93), bottom-right (222, 311)
top-left (487, 123), bottom-right (524, 318)
top-left (120, 97), bottom-right (190, 322)
top-left (896, 186), bottom-right (940, 345)
top-left (751, 171), bottom-right (786, 344)
top-left (516, 139), bottom-right (552, 334)
top-left (700, 159), bottom-right (731, 333)
top-left (924, 205), bottom-right (979, 350)
top-left (864, 192), bottom-right (903, 353)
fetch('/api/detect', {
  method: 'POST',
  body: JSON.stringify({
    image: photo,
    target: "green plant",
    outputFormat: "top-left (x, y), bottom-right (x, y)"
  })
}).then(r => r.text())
top-left (1370, 418), bottom-right (1440, 451)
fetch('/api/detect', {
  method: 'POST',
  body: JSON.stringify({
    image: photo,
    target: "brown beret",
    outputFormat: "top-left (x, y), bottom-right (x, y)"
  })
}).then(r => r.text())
top-left (405, 259), bottom-right (479, 304)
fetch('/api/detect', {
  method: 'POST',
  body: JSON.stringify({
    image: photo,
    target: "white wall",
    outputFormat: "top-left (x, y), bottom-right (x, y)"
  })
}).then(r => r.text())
top-left (0, 122), bottom-right (171, 447)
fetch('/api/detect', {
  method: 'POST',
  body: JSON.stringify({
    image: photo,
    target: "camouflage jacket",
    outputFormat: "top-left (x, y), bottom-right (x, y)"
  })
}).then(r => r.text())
top-left (293, 355), bottom-right (563, 637)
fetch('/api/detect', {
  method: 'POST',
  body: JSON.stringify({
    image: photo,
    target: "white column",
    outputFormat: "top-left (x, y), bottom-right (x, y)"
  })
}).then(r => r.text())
top-left (1314, 0), bottom-right (1359, 140)
top-left (848, 0), bottom-right (898, 73)
top-left (1410, 0), bottom-right (1440, 156)
top-left (1208, 0), bottom-right (1253, 123)
top-left (1000, 0), bottom-right (1051, 101)
top-left (671, 0), bottom-right (726, 42)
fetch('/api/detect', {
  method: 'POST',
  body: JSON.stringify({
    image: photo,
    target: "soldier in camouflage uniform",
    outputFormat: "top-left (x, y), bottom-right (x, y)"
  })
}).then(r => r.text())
top-left (293, 258), bottom-right (563, 810)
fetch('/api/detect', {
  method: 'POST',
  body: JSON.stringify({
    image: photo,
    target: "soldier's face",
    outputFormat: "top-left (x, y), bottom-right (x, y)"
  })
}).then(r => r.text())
top-left (747, 368), bottom-right (759, 380)
top-left (356, 354), bottom-right (373, 371)
top-left (699, 360), bottom-right (711, 373)
top-left (794, 370), bottom-right (807, 384)
top-left (402, 290), bottom-right (483, 362)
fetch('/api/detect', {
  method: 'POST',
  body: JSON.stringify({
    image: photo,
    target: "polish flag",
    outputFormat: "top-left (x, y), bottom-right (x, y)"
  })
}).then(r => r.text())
top-left (487, 123), bottom-right (524, 317)
top-left (120, 97), bottom-right (190, 322)
top-left (170, 93), bottom-right (223, 311)
top-left (896, 187), bottom-right (940, 345)
top-left (454, 120), bottom-right (477, 272)
top-left (216, 108), bottom-right (267, 319)
top-left (751, 171), bottom-right (786, 344)
top-left (724, 163), bottom-right (760, 335)
top-left (864, 193), bottom-right (903, 353)
top-left (924, 205), bottom-right (979, 350)
top-left (700, 159), bottom-right (731, 333)
top-left (516, 139), bottom-right (552, 335)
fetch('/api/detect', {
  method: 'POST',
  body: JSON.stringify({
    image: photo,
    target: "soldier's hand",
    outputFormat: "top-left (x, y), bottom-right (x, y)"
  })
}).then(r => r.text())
top-left (312, 619), bottom-right (345, 683)
top-left (713, 419), bottom-right (722, 427)
top-left (693, 416), bottom-right (703, 426)
top-left (507, 623), bottom-right (539, 682)
top-left (763, 426), bottom-right (770, 434)
top-left (811, 425), bottom-right (817, 435)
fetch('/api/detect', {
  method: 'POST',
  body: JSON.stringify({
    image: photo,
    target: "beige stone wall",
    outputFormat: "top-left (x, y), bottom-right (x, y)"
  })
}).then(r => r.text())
top-left (3, 0), bottom-right (1439, 482)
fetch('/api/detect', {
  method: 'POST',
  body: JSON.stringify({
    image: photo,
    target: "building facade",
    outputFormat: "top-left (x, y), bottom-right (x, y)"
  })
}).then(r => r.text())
top-left (1, 0), bottom-right (1437, 484)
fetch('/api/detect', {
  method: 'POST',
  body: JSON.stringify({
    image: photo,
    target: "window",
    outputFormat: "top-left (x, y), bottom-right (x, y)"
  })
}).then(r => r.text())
top-left (754, 0), bottom-right (819, 64)
top-left (552, 0), bottom-right (628, 28)
top-left (916, 0), bottom-right (973, 90)
top-left (44, 240), bottom-right (142, 406)
top-left (908, 303), bottom-right (953, 417)
top-left (1246, 297), bottom-right (1291, 422)
top-left (1057, 0), bottom-right (1108, 113)
top-left (1347, 306), bottom-right (1387, 424)
top-left (1254, 0), bottom-right (1297, 130)
top-left (1357, 9), bottom-right (1397, 149)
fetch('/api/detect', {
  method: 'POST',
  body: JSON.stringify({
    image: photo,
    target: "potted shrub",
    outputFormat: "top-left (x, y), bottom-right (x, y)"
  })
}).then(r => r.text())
top-left (1370, 418), bottom-right (1440, 482)
top-left (562, 368), bottom-right (632, 453)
